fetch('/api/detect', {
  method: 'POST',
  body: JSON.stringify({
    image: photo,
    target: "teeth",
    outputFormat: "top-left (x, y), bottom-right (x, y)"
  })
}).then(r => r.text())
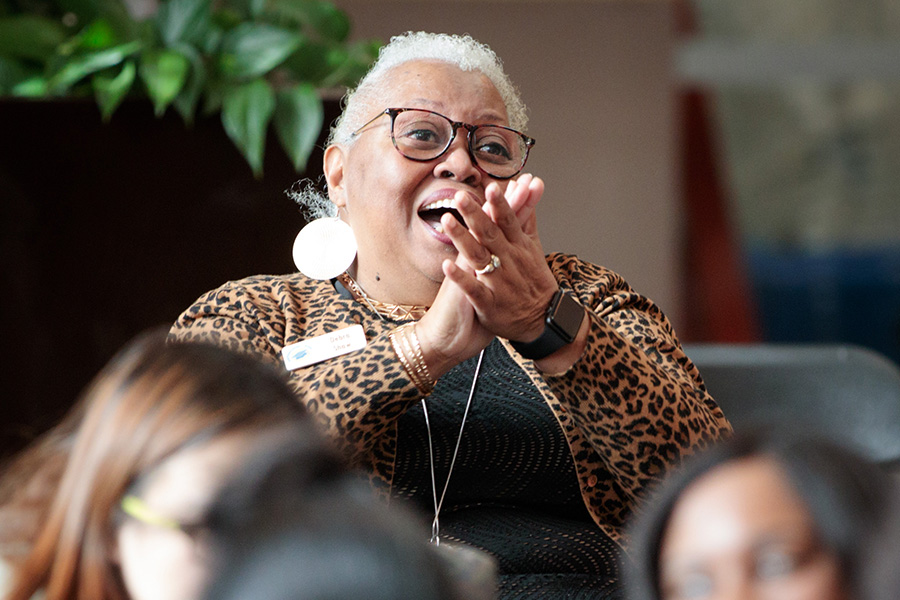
top-left (434, 224), bottom-right (444, 234)
top-left (421, 199), bottom-right (455, 212)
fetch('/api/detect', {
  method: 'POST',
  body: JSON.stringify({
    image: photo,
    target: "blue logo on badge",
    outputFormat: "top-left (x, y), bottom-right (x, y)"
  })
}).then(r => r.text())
top-left (287, 344), bottom-right (310, 361)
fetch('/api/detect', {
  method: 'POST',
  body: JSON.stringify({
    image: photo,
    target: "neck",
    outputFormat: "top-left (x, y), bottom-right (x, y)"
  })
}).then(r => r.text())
top-left (350, 264), bottom-right (440, 307)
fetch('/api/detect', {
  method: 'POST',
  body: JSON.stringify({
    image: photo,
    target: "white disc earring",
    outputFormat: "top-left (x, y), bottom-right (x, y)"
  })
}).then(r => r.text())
top-left (292, 217), bottom-right (358, 280)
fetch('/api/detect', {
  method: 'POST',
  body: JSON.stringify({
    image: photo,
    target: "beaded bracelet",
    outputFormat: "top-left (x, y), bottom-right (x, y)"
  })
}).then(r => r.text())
top-left (390, 323), bottom-right (436, 396)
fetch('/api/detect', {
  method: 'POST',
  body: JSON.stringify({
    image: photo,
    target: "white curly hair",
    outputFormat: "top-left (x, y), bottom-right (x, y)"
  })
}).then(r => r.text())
top-left (289, 31), bottom-right (528, 219)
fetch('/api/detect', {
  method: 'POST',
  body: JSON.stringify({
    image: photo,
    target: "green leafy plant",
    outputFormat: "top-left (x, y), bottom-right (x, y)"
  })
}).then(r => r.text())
top-left (0, 0), bottom-right (379, 176)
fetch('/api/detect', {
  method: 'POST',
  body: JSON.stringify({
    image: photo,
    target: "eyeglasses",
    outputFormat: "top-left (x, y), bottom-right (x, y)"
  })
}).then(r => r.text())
top-left (120, 495), bottom-right (207, 541)
top-left (352, 108), bottom-right (535, 180)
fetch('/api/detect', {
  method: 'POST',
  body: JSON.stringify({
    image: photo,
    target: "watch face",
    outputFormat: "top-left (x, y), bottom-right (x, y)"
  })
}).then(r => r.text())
top-left (549, 291), bottom-right (585, 343)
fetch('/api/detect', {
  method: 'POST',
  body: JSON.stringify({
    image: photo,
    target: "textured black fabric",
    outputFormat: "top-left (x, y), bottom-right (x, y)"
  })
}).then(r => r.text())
top-left (497, 573), bottom-right (624, 600)
top-left (394, 339), bottom-right (585, 511)
top-left (393, 340), bottom-right (624, 598)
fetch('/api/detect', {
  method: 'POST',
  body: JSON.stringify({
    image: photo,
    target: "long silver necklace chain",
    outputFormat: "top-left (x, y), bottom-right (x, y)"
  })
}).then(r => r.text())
top-left (423, 350), bottom-right (483, 545)
top-left (349, 278), bottom-right (482, 546)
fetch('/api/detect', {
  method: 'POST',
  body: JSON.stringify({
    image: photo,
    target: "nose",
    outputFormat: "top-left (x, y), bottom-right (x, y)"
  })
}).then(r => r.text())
top-left (433, 132), bottom-right (482, 187)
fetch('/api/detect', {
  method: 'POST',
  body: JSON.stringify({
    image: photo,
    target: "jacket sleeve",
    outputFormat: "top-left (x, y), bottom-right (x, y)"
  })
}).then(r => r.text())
top-left (540, 253), bottom-right (732, 503)
top-left (169, 277), bottom-right (423, 468)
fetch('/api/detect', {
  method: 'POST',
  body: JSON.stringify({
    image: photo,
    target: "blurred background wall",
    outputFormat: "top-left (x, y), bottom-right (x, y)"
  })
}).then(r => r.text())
top-left (676, 0), bottom-right (900, 361)
top-left (334, 0), bottom-right (684, 326)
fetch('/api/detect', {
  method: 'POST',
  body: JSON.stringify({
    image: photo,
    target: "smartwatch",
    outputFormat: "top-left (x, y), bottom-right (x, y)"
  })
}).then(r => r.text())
top-left (510, 289), bottom-right (585, 360)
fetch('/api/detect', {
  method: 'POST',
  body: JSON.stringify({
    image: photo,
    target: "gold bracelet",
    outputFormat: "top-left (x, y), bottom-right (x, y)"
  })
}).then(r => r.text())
top-left (400, 324), bottom-right (435, 395)
top-left (397, 326), bottom-right (433, 395)
top-left (390, 323), bottom-right (435, 396)
top-left (405, 324), bottom-right (434, 391)
top-left (391, 331), bottom-right (416, 385)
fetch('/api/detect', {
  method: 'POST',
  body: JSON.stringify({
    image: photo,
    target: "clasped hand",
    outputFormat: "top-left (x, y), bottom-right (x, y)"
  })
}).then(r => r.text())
top-left (415, 174), bottom-right (561, 378)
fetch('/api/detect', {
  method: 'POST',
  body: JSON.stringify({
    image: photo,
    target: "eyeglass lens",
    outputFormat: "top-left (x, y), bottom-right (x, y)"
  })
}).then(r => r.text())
top-left (391, 109), bottom-right (529, 179)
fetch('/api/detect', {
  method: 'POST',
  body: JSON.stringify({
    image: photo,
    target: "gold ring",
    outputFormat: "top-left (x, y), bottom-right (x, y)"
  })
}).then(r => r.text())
top-left (475, 254), bottom-right (501, 275)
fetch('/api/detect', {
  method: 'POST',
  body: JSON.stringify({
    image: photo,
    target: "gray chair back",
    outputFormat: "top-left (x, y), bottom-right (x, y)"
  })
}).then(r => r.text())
top-left (684, 344), bottom-right (900, 468)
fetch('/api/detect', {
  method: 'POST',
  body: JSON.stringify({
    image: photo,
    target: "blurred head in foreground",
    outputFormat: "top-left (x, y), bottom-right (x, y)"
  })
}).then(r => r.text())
top-left (1, 332), bottom-right (332, 600)
top-left (628, 431), bottom-right (893, 600)
top-left (202, 436), bottom-right (483, 600)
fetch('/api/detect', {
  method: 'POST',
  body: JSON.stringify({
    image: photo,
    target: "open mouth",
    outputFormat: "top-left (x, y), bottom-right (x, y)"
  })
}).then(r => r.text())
top-left (418, 199), bottom-right (466, 233)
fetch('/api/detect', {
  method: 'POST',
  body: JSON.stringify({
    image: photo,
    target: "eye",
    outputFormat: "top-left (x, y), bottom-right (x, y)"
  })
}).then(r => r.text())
top-left (475, 141), bottom-right (511, 160)
top-left (396, 119), bottom-right (445, 148)
top-left (473, 131), bottom-right (513, 162)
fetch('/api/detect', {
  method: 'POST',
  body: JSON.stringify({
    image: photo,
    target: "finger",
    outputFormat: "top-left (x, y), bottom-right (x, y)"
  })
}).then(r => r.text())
top-left (520, 209), bottom-right (540, 240)
top-left (455, 192), bottom-right (506, 249)
top-left (503, 178), bottom-right (518, 206)
top-left (526, 176), bottom-right (544, 208)
top-left (442, 258), bottom-right (494, 306)
top-left (484, 186), bottom-right (529, 245)
top-left (482, 182), bottom-right (506, 224)
top-left (505, 174), bottom-right (533, 214)
top-left (514, 176), bottom-right (545, 231)
top-left (441, 211), bottom-right (493, 270)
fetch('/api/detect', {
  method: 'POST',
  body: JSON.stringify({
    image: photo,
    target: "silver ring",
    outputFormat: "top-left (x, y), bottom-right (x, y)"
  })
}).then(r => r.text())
top-left (475, 254), bottom-right (501, 275)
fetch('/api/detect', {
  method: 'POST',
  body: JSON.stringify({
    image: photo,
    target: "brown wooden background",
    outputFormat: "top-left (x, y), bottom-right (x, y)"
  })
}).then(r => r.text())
top-left (0, 98), bottom-right (339, 458)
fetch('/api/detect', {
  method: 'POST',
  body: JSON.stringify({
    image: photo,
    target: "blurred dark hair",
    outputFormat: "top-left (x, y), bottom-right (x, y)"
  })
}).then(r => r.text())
top-left (203, 439), bottom-right (461, 600)
top-left (627, 430), bottom-right (894, 600)
top-left (0, 330), bottom-right (317, 600)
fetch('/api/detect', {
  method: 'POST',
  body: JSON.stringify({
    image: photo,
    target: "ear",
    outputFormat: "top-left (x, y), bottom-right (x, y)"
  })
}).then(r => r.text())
top-left (323, 145), bottom-right (348, 209)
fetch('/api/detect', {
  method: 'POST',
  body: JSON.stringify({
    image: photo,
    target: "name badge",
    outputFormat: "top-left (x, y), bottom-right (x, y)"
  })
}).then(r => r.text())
top-left (281, 324), bottom-right (367, 370)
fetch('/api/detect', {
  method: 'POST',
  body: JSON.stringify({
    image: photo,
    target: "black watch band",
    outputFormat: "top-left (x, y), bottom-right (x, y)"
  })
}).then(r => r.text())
top-left (510, 289), bottom-right (585, 360)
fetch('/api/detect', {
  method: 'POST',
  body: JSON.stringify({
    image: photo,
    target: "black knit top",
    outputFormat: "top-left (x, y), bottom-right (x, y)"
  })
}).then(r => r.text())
top-left (392, 339), bottom-right (624, 599)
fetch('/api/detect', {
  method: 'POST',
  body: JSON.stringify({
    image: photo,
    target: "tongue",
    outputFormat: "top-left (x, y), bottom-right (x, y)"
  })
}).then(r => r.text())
top-left (420, 210), bottom-right (443, 229)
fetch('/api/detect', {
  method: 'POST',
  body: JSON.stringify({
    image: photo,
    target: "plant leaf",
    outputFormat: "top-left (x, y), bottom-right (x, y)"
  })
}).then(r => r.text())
top-left (268, 0), bottom-right (349, 42)
top-left (92, 60), bottom-right (135, 120)
top-left (156, 0), bottom-right (210, 47)
top-left (78, 18), bottom-right (118, 49)
top-left (247, 0), bottom-right (266, 19)
top-left (49, 40), bottom-right (142, 92)
top-left (227, 0), bottom-right (266, 20)
top-left (282, 38), bottom-right (330, 84)
top-left (217, 23), bottom-right (301, 80)
top-left (12, 77), bottom-right (50, 96)
top-left (302, 0), bottom-right (349, 42)
top-left (200, 22), bottom-right (223, 54)
top-left (82, 0), bottom-right (138, 40)
top-left (0, 15), bottom-right (67, 61)
top-left (139, 48), bottom-right (190, 116)
top-left (221, 77), bottom-right (275, 177)
top-left (201, 77), bottom-right (225, 115)
top-left (0, 56), bottom-right (28, 94)
top-left (273, 82), bottom-right (322, 172)
top-left (335, 38), bottom-right (380, 86)
top-left (171, 43), bottom-right (206, 124)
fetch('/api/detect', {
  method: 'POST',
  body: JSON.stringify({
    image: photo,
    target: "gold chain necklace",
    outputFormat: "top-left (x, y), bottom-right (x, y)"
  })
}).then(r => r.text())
top-left (337, 273), bottom-right (429, 321)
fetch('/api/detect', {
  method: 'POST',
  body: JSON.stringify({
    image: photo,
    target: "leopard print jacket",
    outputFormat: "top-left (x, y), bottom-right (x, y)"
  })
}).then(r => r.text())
top-left (170, 252), bottom-right (731, 544)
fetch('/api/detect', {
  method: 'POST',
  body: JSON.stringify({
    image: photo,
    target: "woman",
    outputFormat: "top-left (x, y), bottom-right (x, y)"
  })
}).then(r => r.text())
top-left (0, 332), bottom-right (339, 600)
top-left (171, 31), bottom-right (731, 596)
top-left (627, 432), bottom-right (893, 600)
